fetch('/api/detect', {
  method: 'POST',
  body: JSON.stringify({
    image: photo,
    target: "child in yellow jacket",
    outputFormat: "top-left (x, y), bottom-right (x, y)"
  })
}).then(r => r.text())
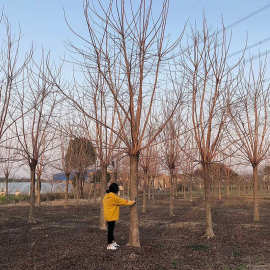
top-left (103, 183), bottom-right (135, 250)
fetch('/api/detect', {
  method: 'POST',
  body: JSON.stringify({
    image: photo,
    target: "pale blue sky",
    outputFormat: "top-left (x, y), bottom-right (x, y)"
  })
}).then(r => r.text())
top-left (2, 0), bottom-right (270, 62)
top-left (2, 0), bottom-right (270, 178)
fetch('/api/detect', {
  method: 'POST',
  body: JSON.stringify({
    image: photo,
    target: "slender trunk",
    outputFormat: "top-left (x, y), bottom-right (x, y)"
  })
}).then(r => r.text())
top-left (203, 164), bottom-right (215, 238)
top-left (142, 172), bottom-right (148, 214)
top-left (99, 164), bottom-right (107, 230)
top-left (183, 182), bottom-right (186, 199)
top-left (128, 154), bottom-right (140, 247)
top-left (218, 180), bottom-right (221, 200)
top-left (65, 174), bottom-right (69, 201)
top-left (28, 166), bottom-right (37, 223)
top-left (152, 177), bottom-right (155, 201)
top-left (174, 177), bottom-right (177, 199)
top-left (36, 174), bottom-right (41, 207)
top-left (169, 171), bottom-right (174, 216)
top-left (253, 166), bottom-right (260, 222)
top-left (64, 173), bottom-right (70, 207)
top-left (148, 177), bottom-right (151, 200)
top-left (5, 175), bottom-right (8, 200)
top-left (93, 180), bottom-right (97, 203)
top-left (189, 178), bottom-right (193, 202)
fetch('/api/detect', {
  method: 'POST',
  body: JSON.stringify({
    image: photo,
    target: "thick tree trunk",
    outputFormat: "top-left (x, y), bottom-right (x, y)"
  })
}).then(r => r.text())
top-left (128, 154), bottom-right (140, 247)
top-left (203, 164), bottom-right (215, 238)
top-left (169, 171), bottom-right (174, 217)
top-left (99, 164), bottom-right (107, 230)
top-left (36, 174), bottom-right (41, 207)
top-left (28, 166), bottom-right (37, 223)
top-left (253, 166), bottom-right (260, 222)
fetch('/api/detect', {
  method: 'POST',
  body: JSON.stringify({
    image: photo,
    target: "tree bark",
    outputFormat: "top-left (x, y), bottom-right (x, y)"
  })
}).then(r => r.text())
top-left (28, 166), bottom-right (36, 223)
top-left (65, 174), bottom-right (70, 202)
top-left (169, 171), bottom-right (174, 217)
top-left (218, 181), bottom-right (221, 201)
top-left (36, 174), bottom-right (41, 207)
top-left (5, 175), bottom-right (8, 200)
top-left (189, 178), bottom-right (193, 202)
top-left (148, 177), bottom-right (151, 200)
top-left (203, 164), bottom-right (215, 238)
top-left (99, 164), bottom-right (107, 230)
top-left (142, 172), bottom-right (148, 214)
top-left (253, 165), bottom-right (260, 222)
top-left (128, 154), bottom-right (140, 247)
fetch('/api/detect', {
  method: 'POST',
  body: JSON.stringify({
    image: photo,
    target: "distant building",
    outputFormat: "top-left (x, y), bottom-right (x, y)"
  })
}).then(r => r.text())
top-left (53, 168), bottom-right (97, 182)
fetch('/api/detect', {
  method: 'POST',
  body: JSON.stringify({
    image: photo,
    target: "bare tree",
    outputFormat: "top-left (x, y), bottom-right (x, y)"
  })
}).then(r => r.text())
top-left (179, 130), bottom-right (198, 202)
top-left (160, 117), bottom-right (181, 216)
top-left (79, 73), bottom-right (122, 230)
top-left (181, 20), bottom-right (243, 238)
top-left (65, 136), bottom-right (96, 199)
top-left (227, 58), bottom-right (270, 222)
top-left (139, 127), bottom-right (158, 213)
top-left (59, 129), bottom-right (72, 204)
top-left (0, 136), bottom-right (17, 199)
top-left (0, 14), bottom-right (32, 144)
top-left (51, 0), bottom-right (184, 247)
top-left (13, 54), bottom-right (58, 223)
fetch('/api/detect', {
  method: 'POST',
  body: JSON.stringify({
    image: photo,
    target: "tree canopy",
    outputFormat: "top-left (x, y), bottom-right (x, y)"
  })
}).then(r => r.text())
top-left (65, 137), bottom-right (96, 172)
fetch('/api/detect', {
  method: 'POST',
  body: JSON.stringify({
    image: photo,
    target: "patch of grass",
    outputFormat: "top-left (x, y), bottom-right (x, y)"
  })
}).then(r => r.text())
top-left (232, 249), bottom-right (241, 258)
top-left (187, 244), bottom-right (209, 251)
top-left (223, 264), bottom-right (248, 270)
top-left (0, 194), bottom-right (29, 204)
top-left (171, 260), bottom-right (177, 269)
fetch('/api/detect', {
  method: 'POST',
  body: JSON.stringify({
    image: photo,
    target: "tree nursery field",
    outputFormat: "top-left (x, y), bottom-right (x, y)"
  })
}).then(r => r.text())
top-left (1, 198), bottom-right (270, 270)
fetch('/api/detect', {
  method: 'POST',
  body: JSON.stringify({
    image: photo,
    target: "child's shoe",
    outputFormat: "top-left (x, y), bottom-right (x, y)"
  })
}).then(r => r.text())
top-left (112, 241), bottom-right (120, 248)
top-left (107, 243), bottom-right (118, 250)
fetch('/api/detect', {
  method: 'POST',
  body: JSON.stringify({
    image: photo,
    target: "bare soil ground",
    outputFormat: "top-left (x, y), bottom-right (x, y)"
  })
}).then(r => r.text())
top-left (1, 197), bottom-right (270, 270)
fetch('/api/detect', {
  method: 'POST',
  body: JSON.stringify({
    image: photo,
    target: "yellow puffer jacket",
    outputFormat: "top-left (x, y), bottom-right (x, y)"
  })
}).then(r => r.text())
top-left (103, 192), bottom-right (134, 221)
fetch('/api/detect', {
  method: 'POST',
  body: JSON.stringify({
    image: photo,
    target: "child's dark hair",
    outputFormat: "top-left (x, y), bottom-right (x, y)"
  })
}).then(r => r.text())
top-left (106, 183), bottom-right (119, 194)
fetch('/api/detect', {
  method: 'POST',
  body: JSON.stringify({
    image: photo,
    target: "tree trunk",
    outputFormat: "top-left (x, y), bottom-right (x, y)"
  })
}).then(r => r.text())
top-left (65, 174), bottom-right (70, 202)
top-left (28, 166), bottom-right (36, 223)
top-left (169, 171), bottom-right (174, 217)
top-left (148, 177), bottom-right (151, 200)
top-left (151, 177), bottom-right (155, 201)
top-left (253, 165), bottom-right (260, 222)
top-left (93, 175), bottom-right (97, 203)
top-left (36, 174), bottom-right (41, 207)
top-left (5, 175), bottom-right (8, 200)
top-left (189, 178), bottom-right (193, 202)
top-left (218, 181), bottom-right (221, 200)
top-left (203, 164), bottom-right (215, 238)
top-left (142, 172), bottom-right (148, 214)
top-left (127, 154), bottom-right (140, 247)
top-left (99, 164), bottom-right (107, 230)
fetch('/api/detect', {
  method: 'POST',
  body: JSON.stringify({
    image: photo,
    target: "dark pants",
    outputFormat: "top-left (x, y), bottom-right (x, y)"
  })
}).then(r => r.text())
top-left (107, 221), bottom-right (115, 244)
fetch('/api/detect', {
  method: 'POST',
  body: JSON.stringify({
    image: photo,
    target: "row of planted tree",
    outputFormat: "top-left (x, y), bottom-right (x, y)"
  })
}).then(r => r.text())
top-left (1, 0), bottom-right (270, 247)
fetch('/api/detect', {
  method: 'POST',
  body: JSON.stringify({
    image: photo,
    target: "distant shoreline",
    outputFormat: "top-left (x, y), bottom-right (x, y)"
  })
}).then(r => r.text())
top-left (0, 179), bottom-right (47, 183)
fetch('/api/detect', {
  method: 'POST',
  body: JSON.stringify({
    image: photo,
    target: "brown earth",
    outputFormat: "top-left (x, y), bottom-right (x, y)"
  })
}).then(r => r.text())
top-left (1, 197), bottom-right (270, 270)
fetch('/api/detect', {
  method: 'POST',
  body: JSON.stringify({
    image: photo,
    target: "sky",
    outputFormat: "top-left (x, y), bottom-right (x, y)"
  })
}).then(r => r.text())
top-left (2, 0), bottom-right (270, 64)
top-left (2, 0), bottom-right (270, 178)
